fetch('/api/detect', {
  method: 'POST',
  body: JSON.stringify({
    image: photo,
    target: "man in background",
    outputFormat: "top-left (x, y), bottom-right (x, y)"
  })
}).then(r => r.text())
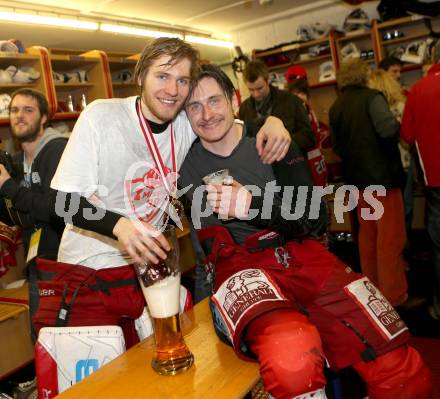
top-left (285, 65), bottom-right (328, 187)
top-left (379, 56), bottom-right (403, 82)
top-left (401, 40), bottom-right (440, 321)
top-left (330, 59), bottom-right (413, 308)
top-left (0, 88), bottom-right (67, 339)
top-left (239, 60), bottom-right (316, 154)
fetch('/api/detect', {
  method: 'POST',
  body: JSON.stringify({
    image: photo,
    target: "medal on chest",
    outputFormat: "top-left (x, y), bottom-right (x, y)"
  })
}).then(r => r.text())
top-left (136, 99), bottom-right (184, 227)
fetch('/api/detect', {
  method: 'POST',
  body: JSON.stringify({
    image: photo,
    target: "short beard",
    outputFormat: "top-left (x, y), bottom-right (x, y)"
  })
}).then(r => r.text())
top-left (141, 91), bottom-right (182, 123)
top-left (11, 120), bottom-right (42, 143)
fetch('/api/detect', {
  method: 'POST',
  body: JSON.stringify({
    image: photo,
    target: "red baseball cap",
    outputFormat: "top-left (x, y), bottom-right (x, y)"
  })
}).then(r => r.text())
top-left (285, 65), bottom-right (307, 83)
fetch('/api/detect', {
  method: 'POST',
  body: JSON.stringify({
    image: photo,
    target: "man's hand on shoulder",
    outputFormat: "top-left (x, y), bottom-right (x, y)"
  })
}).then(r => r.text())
top-left (255, 116), bottom-right (291, 164)
top-left (0, 164), bottom-right (12, 189)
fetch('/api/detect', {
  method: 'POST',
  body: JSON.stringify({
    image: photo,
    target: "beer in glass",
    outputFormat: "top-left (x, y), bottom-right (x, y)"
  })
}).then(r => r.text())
top-left (135, 225), bottom-right (194, 376)
top-left (202, 169), bottom-right (234, 220)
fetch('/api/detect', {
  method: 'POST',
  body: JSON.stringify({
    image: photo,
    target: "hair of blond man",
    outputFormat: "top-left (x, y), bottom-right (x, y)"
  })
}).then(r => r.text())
top-left (243, 60), bottom-right (269, 83)
top-left (368, 69), bottom-right (405, 106)
top-left (336, 58), bottom-right (370, 88)
top-left (134, 37), bottom-right (200, 92)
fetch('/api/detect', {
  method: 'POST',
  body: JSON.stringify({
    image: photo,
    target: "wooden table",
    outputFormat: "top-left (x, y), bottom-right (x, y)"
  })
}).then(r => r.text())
top-left (56, 299), bottom-right (260, 399)
top-left (0, 284), bottom-right (34, 378)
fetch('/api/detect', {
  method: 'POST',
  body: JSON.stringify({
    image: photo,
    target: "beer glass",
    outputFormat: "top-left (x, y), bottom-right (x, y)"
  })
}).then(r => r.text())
top-left (202, 169), bottom-right (234, 220)
top-left (135, 225), bottom-right (194, 376)
top-left (202, 169), bottom-right (233, 186)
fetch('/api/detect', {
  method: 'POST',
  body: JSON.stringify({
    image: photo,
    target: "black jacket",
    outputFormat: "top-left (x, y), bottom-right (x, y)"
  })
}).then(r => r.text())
top-left (239, 85), bottom-right (316, 151)
top-left (329, 85), bottom-right (404, 189)
top-left (0, 131), bottom-right (67, 257)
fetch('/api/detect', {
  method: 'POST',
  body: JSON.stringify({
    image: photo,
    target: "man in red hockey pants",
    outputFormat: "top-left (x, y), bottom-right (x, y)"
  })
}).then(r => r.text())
top-left (201, 226), bottom-right (432, 399)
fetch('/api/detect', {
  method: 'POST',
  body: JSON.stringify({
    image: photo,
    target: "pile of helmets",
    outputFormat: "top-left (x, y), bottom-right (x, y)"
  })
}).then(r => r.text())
top-left (340, 42), bottom-right (361, 61)
top-left (297, 22), bottom-right (335, 42)
top-left (319, 61), bottom-right (336, 82)
top-left (53, 70), bottom-right (88, 84)
top-left (400, 40), bottom-right (428, 64)
top-left (112, 69), bottom-right (133, 83)
top-left (343, 8), bottom-right (371, 32)
top-left (389, 38), bottom-right (433, 64)
top-left (0, 65), bottom-right (40, 84)
top-left (0, 39), bottom-right (25, 54)
top-left (0, 94), bottom-right (11, 117)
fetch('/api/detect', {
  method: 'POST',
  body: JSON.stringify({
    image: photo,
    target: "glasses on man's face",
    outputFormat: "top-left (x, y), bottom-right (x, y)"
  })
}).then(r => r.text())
top-left (186, 95), bottom-right (227, 116)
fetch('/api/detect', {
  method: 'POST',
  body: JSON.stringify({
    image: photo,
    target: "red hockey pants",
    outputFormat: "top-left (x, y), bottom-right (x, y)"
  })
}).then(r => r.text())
top-left (246, 309), bottom-right (432, 399)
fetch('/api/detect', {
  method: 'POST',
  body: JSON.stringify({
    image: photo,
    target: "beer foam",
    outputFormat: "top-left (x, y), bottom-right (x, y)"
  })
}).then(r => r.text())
top-left (141, 273), bottom-right (181, 318)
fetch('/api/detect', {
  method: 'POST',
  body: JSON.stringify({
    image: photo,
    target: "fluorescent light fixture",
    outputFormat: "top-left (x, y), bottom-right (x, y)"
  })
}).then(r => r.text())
top-left (0, 11), bottom-right (98, 30)
top-left (101, 23), bottom-right (183, 39)
top-left (185, 35), bottom-right (234, 48)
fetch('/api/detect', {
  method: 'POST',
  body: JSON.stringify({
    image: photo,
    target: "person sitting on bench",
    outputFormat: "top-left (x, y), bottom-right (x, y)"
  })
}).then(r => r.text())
top-left (178, 64), bottom-right (432, 399)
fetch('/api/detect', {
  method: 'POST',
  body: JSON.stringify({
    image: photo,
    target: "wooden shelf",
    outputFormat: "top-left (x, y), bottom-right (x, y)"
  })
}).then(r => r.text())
top-left (112, 82), bottom-right (136, 86)
top-left (0, 47), bottom-right (135, 140)
top-left (374, 15), bottom-right (439, 82)
top-left (402, 63), bottom-right (422, 72)
top-left (377, 15), bottom-right (424, 30)
top-left (284, 37), bottom-right (330, 51)
top-left (337, 30), bottom-right (371, 43)
top-left (51, 55), bottom-right (100, 70)
top-left (0, 83), bottom-right (38, 88)
top-left (310, 79), bottom-right (337, 89)
top-left (0, 47), bottom-right (50, 129)
top-left (108, 57), bottom-right (137, 66)
top-left (266, 54), bottom-right (332, 70)
top-left (293, 54), bottom-right (332, 65)
top-left (50, 54), bottom-right (98, 62)
top-left (256, 37), bottom-right (330, 58)
top-left (52, 112), bottom-right (81, 120)
top-left (247, 16), bottom-right (431, 139)
top-left (380, 32), bottom-right (428, 46)
top-left (267, 62), bottom-right (290, 71)
top-left (0, 53), bottom-right (39, 60)
top-left (55, 82), bottom-right (94, 88)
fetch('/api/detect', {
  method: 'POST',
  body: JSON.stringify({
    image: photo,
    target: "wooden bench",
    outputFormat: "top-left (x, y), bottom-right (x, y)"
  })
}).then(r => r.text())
top-left (0, 284), bottom-right (34, 379)
top-left (56, 298), bottom-right (261, 399)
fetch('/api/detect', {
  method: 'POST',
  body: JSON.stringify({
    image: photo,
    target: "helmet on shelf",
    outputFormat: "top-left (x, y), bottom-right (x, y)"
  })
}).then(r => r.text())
top-left (319, 61), bottom-right (336, 82)
top-left (343, 8), bottom-right (370, 32)
top-left (297, 24), bottom-right (314, 42)
top-left (341, 42), bottom-right (361, 61)
top-left (310, 22), bottom-right (334, 39)
top-left (401, 40), bottom-right (427, 64)
top-left (308, 43), bottom-right (331, 57)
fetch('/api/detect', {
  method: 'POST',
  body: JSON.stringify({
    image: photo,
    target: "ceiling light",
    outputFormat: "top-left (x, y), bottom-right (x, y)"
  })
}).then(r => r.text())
top-left (0, 11), bottom-right (98, 30)
top-left (100, 23), bottom-right (183, 39)
top-left (185, 35), bottom-right (234, 49)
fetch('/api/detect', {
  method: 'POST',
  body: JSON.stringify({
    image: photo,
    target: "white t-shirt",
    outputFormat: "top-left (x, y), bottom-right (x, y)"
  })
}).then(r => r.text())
top-left (51, 96), bottom-right (196, 269)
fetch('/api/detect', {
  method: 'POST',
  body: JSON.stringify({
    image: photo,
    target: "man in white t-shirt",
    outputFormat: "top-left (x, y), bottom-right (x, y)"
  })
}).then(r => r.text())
top-left (32, 38), bottom-right (291, 346)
